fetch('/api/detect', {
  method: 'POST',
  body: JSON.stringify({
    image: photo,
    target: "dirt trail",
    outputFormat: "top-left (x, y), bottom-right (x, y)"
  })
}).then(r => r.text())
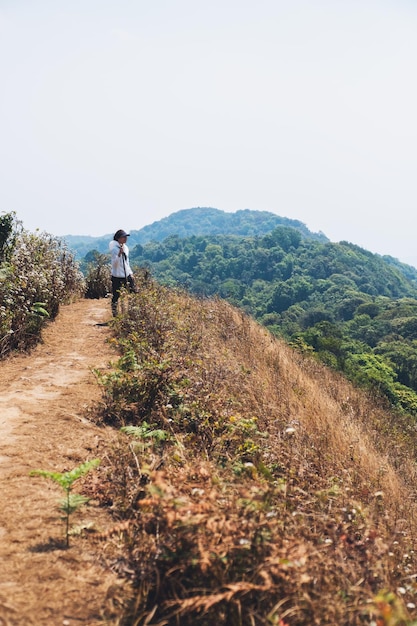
top-left (0, 299), bottom-right (127, 626)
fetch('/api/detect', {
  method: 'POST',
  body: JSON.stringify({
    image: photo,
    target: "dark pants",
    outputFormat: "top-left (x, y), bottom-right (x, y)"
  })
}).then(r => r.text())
top-left (111, 275), bottom-right (136, 315)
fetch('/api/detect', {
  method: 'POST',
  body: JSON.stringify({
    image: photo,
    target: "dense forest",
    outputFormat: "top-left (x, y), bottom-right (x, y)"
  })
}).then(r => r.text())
top-left (66, 207), bottom-right (328, 259)
top-left (121, 227), bottom-right (417, 416)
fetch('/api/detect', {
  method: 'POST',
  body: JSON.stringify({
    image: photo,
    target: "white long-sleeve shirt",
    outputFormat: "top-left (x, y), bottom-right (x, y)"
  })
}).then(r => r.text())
top-left (109, 240), bottom-right (133, 278)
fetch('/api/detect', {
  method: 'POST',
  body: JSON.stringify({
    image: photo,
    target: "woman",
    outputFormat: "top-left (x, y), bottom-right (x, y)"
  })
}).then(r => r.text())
top-left (109, 229), bottom-right (136, 316)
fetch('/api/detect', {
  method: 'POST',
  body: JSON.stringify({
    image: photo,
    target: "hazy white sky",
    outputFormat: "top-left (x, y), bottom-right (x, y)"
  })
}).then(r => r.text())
top-left (1, 1), bottom-right (417, 265)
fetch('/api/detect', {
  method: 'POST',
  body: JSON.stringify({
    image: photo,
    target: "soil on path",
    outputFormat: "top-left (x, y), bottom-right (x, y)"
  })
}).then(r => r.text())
top-left (0, 299), bottom-right (128, 626)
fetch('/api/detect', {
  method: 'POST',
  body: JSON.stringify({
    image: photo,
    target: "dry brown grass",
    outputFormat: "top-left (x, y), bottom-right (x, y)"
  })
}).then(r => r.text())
top-left (91, 283), bottom-right (417, 625)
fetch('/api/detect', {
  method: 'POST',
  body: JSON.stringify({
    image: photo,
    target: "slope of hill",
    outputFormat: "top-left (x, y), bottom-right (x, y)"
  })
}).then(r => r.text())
top-left (92, 283), bottom-right (417, 625)
top-left (64, 207), bottom-right (328, 259)
top-left (127, 230), bottom-right (417, 416)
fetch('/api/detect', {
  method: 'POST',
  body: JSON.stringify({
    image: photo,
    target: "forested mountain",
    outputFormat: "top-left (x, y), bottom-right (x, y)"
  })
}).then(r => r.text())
top-left (127, 227), bottom-right (417, 415)
top-left (129, 207), bottom-right (328, 242)
top-left (65, 207), bottom-right (328, 258)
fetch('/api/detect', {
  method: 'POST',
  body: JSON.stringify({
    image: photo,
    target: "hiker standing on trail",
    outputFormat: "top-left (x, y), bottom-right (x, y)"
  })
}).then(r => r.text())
top-left (109, 229), bottom-right (136, 316)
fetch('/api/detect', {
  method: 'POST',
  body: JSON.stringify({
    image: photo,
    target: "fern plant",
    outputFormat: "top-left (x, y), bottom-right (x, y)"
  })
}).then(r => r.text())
top-left (30, 459), bottom-right (100, 547)
top-left (121, 423), bottom-right (171, 456)
top-left (121, 422), bottom-right (169, 443)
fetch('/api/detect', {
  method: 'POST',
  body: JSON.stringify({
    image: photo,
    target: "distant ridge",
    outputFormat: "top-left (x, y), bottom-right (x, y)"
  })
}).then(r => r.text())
top-left (63, 207), bottom-right (328, 259)
top-left (133, 207), bottom-right (328, 242)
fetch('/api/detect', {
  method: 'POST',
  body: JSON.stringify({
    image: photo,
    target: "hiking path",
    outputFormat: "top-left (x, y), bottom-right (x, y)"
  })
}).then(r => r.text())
top-left (0, 299), bottom-right (127, 626)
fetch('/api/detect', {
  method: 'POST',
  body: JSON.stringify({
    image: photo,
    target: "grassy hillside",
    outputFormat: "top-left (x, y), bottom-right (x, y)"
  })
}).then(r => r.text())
top-left (128, 229), bottom-right (417, 416)
top-left (90, 279), bottom-right (417, 625)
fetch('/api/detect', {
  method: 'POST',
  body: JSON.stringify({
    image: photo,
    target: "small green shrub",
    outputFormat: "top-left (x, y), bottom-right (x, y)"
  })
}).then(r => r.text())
top-left (30, 459), bottom-right (100, 547)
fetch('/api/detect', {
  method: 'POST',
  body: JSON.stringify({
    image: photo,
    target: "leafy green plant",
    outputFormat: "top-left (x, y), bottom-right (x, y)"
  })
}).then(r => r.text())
top-left (30, 459), bottom-right (100, 547)
top-left (121, 422), bottom-right (170, 444)
top-left (30, 302), bottom-right (50, 317)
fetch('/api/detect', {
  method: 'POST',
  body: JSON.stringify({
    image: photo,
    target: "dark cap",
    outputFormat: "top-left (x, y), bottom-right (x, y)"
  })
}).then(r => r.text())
top-left (113, 229), bottom-right (130, 240)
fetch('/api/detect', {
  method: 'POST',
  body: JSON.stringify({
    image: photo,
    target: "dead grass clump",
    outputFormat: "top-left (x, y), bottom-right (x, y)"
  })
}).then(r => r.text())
top-left (92, 283), bottom-right (417, 625)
